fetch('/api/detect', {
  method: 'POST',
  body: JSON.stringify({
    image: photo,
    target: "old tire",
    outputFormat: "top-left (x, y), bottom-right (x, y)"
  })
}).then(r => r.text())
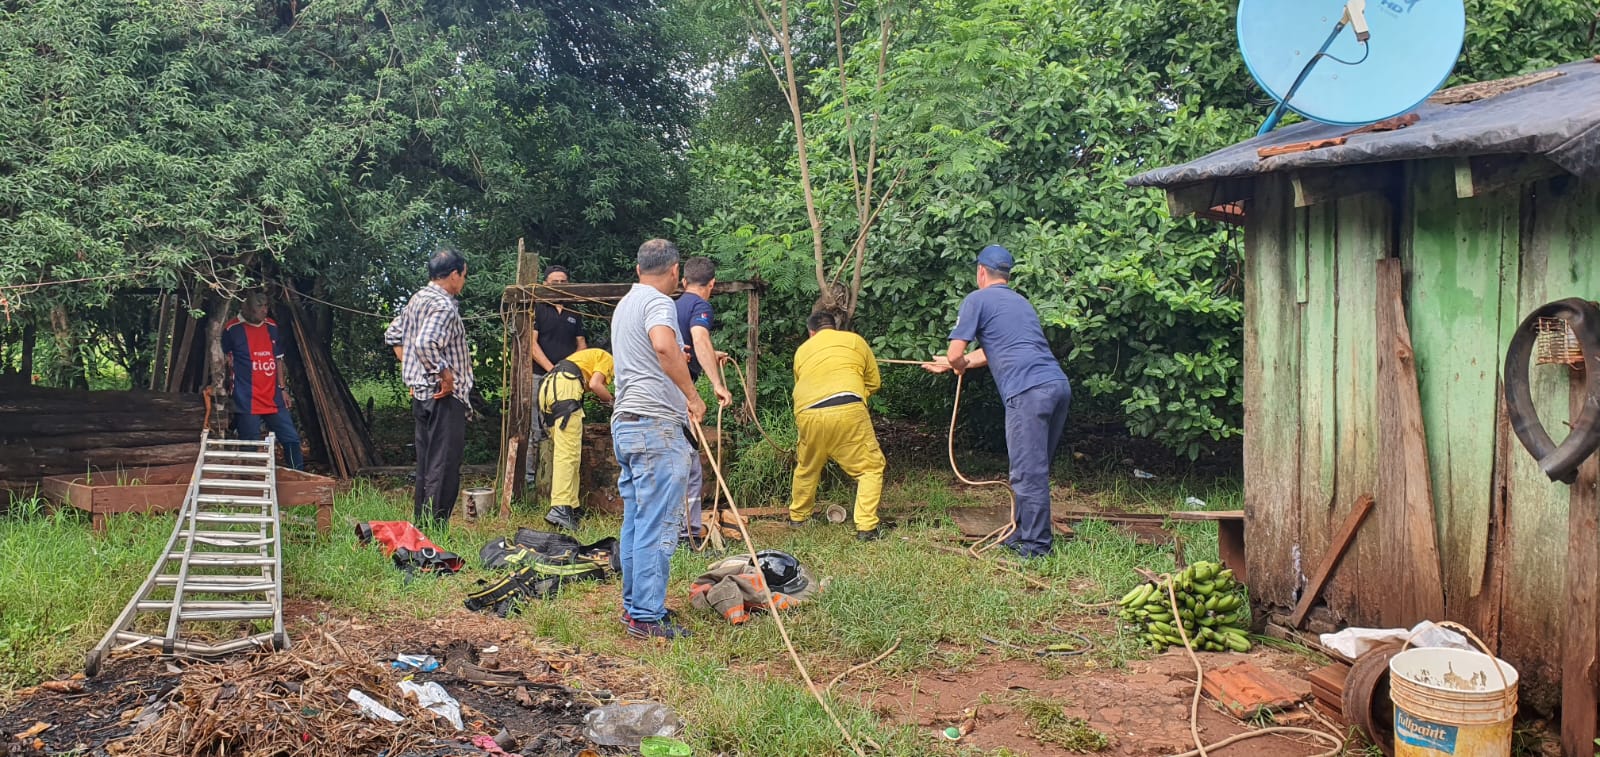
top-left (1343, 643), bottom-right (1402, 757)
top-left (1503, 298), bottom-right (1600, 483)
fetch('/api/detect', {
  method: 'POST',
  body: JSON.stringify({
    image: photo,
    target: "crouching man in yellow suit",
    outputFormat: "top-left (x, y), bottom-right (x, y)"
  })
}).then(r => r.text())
top-left (541, 348), bottom-right (614, 531)
top-left (788, 311), bottom-right (887, 541)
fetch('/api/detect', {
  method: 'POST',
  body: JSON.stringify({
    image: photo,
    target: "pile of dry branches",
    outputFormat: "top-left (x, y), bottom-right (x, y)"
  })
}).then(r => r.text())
top-left (111, 629), bottom-right (461, 757)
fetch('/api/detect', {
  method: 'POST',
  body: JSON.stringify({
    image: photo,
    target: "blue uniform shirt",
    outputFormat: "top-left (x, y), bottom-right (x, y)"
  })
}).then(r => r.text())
top-left (676, 292), bottom-right (714, 381)
top-left (950, 285), bottom-right (1068, 402)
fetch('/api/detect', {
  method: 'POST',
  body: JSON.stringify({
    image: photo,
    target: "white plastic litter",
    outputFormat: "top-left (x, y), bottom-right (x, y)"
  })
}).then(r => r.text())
top-left (400, 680), bottom-right (464, 731)
top-left (1320, 620), bottom-right (1476, 659)
top-left (347, 689), bottom-right (404, 723)
top-left (1183, 496), bottom-right (1206, 509)
top-left (1133, 469), bottom-right (1157, 480)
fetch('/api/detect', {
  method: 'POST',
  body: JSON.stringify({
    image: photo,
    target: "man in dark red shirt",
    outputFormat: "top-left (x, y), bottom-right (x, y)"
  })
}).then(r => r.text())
top-left (222, 292), bottom-right (304, 470)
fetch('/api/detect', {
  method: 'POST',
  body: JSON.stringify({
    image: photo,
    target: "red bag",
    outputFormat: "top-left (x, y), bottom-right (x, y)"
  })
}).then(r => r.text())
top-left (356, 521), bottom-right (464, 574)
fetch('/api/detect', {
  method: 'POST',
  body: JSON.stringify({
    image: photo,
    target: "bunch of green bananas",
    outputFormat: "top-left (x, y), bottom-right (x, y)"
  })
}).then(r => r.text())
top-left (1116, 561), bottom-right (1252, 653)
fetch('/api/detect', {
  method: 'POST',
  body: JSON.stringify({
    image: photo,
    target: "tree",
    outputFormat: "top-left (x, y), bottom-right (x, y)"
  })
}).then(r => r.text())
top-left (685, 0), bottom-right (1600, 458)
top-left (0, 0), bottom-right (708, 396)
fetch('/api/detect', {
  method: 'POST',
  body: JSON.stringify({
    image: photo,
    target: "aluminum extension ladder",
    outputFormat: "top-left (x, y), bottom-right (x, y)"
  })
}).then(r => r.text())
top-left (86, 431), bottom-right (289, 675)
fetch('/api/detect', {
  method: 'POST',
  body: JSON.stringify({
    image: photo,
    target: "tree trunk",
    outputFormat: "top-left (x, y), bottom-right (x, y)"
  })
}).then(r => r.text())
top-left (205, 295), bottom-right (232, 435)
top-left (148, 292), bottom-right (173, 390)
top-left (48, 306), bottom-right (88, 389)
top-left (20, 323), bottom-right (34, 381)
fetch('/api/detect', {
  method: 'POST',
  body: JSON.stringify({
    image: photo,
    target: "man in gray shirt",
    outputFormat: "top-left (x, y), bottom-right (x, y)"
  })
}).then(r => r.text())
top-left (611, 238), bottom-right (706, 640)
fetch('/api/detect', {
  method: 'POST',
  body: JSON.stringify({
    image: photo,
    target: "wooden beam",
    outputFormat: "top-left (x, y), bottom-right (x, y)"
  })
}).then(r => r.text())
top-left (1561, 375), bottom-right (1600, 757)
top-left (744, 287), bottom-right (760, 421)
top-left (503, 280), bottom-right (763, 305)
top-left (357, 464), bottom-right (498, 478)
top-left (1290, 164), bottom-right (1397, 208)
top-left (1257, 137), bottom-right (1347, 159)
top-left (503, 238), bottom-right (539, 507)
top-left (1453, 154), bottom-right (1566, 199)
top-left (1289, 494), bottom-right (1375, 628)
top-left (1164, 178), bottom-right (1253, 219)
top-left (1167, 509), bottom-right (1244, 522)
top-left (1374, 258), bottom-right (1446, 626)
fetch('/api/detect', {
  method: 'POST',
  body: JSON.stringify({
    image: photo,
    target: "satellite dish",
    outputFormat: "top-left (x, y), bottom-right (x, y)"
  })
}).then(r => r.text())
top-left (1239, 0), bottom-right (1466, 134)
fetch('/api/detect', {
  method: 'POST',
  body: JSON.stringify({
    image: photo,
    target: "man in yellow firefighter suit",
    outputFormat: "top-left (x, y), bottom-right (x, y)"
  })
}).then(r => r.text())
top-left (788, 311), bottom-right (887, 541)
top-left (541, 348), bottom-right (614, 531)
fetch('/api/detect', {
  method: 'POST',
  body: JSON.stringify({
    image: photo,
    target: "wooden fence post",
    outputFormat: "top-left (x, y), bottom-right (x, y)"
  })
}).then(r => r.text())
top-left (744, 287), bottom-right (760, 419)
top-left (500, 239), bottom-right (539, 516)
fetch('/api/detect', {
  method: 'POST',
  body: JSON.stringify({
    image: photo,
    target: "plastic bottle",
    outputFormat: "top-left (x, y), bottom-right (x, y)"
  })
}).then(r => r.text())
top-left (582, 702), bottom-right (683, 747)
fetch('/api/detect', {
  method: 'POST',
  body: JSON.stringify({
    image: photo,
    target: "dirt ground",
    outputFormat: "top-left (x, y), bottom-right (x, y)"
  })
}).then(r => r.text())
top-left (842, 634), bottom-right (1333, 757)
top-left (2, 597), bottom-right (1344, 757)
top-left (0, 600), bottom-right (647, 757)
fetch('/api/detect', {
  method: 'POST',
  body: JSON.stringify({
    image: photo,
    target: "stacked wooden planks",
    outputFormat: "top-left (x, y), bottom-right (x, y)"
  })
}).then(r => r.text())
top-left (279, 297), bottom-right (379, 479)
top-left (0, 386), bottom-right (205, 492)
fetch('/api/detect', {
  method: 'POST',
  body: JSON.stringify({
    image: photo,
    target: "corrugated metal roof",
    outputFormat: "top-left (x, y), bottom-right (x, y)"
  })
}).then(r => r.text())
top-left (1128, 59), bottom-right (1600, 189)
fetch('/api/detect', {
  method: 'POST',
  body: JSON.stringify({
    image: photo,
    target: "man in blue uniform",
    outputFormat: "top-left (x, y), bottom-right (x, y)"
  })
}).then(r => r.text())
top-left (675, 257), bottom-right (733, 542)
top-left (924, 245), bottom-right (1071, 557)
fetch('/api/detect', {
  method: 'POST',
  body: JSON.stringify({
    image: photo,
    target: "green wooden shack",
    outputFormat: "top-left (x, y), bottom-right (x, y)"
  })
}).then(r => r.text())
top-left (1130, 59), bottom-right (1600, 728)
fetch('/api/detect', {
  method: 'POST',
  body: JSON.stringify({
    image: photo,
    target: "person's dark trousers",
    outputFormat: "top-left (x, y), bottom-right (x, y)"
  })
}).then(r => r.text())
top-left (235, 412), bottom-right (305, 470)
top-left (412, 396), bottom-right (467, 525)
top-left (1002, 379), bottom-right (1072, 557)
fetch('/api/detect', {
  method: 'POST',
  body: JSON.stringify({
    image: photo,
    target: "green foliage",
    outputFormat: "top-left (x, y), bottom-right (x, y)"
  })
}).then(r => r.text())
top-left (684, 0), bottom-right (1599, 458)
top-left (0, 0), bottom-right (709, 395)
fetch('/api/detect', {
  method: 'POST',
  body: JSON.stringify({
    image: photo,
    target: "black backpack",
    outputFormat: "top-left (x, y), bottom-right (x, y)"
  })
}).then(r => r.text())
top-left (465, 529), bottom-right (619, 617)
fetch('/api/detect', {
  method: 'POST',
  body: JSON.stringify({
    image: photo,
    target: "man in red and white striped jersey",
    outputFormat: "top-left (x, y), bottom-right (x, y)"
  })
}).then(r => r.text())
top-left (221, 292), bottom-right (304, 470)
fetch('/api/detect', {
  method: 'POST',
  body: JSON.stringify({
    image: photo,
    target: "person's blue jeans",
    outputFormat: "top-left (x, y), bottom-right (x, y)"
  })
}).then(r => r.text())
top-left (681, 451), bottom-right (704, 538)
top-left (613, 415), bottom-right (691, 622)
top-left (235, 411), bottom-right (304, 471)
top-left (1003, 379), bottom-right (1072, 557)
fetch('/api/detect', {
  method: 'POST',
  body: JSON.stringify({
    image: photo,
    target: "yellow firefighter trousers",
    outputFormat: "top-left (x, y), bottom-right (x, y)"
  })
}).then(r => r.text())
top-left (538, 371), bottom-right (585, 509)
top-left (789, 401), bottom-right (885, 531)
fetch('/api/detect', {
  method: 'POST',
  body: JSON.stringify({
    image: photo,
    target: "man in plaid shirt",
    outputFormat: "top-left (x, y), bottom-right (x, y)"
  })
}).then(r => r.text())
top-left (385, 247), bottom-right (474, 525)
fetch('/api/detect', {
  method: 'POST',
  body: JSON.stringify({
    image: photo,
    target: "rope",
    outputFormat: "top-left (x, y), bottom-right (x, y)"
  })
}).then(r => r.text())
top-left (283, 285), bottom-right (504, 322)
top-left (0, 273), bottom-right (138, 293)
top-left (509, 282), bottom-right (622, 310)
top-left (684, 393), bottom-right (726, 553)
top-left (824, 637), bottom-right (901, 693)
top-left (689, 422), bottom-right (869, 757)
top-left (945, 372), bottom-right (1017, 557)
top-left (1160, 577), bottom-right (1344, 757)
top-left (723, 352), bottom-right (796, 454)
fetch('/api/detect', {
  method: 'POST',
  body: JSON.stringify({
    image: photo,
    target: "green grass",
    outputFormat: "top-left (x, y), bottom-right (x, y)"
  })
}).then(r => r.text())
top-left (348, 377), bottom-right (412, 410)
top-left (1016, 694), bottom-right (1111, 752)
top-left (1, 468), bottom-right (1236, 755)
top-left (0, 498), bottom-right (171, 689)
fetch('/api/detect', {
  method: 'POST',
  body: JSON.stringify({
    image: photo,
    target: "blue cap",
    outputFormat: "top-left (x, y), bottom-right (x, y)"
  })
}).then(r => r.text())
top-left (976, 245), bottom-right (1013, 272)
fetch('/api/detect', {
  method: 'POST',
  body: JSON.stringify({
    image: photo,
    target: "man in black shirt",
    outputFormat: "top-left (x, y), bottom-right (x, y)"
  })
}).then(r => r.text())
top-left (529, 266), bottom-right (586, 480)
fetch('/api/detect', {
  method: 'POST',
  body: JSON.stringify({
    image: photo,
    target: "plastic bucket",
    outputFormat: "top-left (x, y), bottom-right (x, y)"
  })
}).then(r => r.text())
top-left (1389, 623), bottom-right (1518, 757)
top-left (462, 487), bottom-right (493, 518)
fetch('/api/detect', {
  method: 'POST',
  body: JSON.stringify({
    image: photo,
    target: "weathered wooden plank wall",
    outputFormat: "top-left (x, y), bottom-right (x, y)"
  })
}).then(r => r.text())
top-left (1243, 174), bottom-right (1303, 606)
top-left (1298, 203), bottom-right (1343, 610)
top-left (1329, 193), bottom-right (1388, 622)
top-left (1499, 174), bottom-right (1600, 713)
top-left (1406, 160), bottom-right (1517, 625)
top-left (1245, 160), bottom-right (1600, 711)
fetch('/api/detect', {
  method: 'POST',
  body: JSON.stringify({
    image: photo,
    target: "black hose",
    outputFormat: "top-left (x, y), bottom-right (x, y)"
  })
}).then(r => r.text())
top-left (1503, 298), bottom-right (1600, 483)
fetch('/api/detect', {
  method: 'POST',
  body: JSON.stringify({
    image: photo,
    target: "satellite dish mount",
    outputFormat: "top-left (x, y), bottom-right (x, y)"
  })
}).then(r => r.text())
top-left (1258, 0), bottom-right (1371, 135)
